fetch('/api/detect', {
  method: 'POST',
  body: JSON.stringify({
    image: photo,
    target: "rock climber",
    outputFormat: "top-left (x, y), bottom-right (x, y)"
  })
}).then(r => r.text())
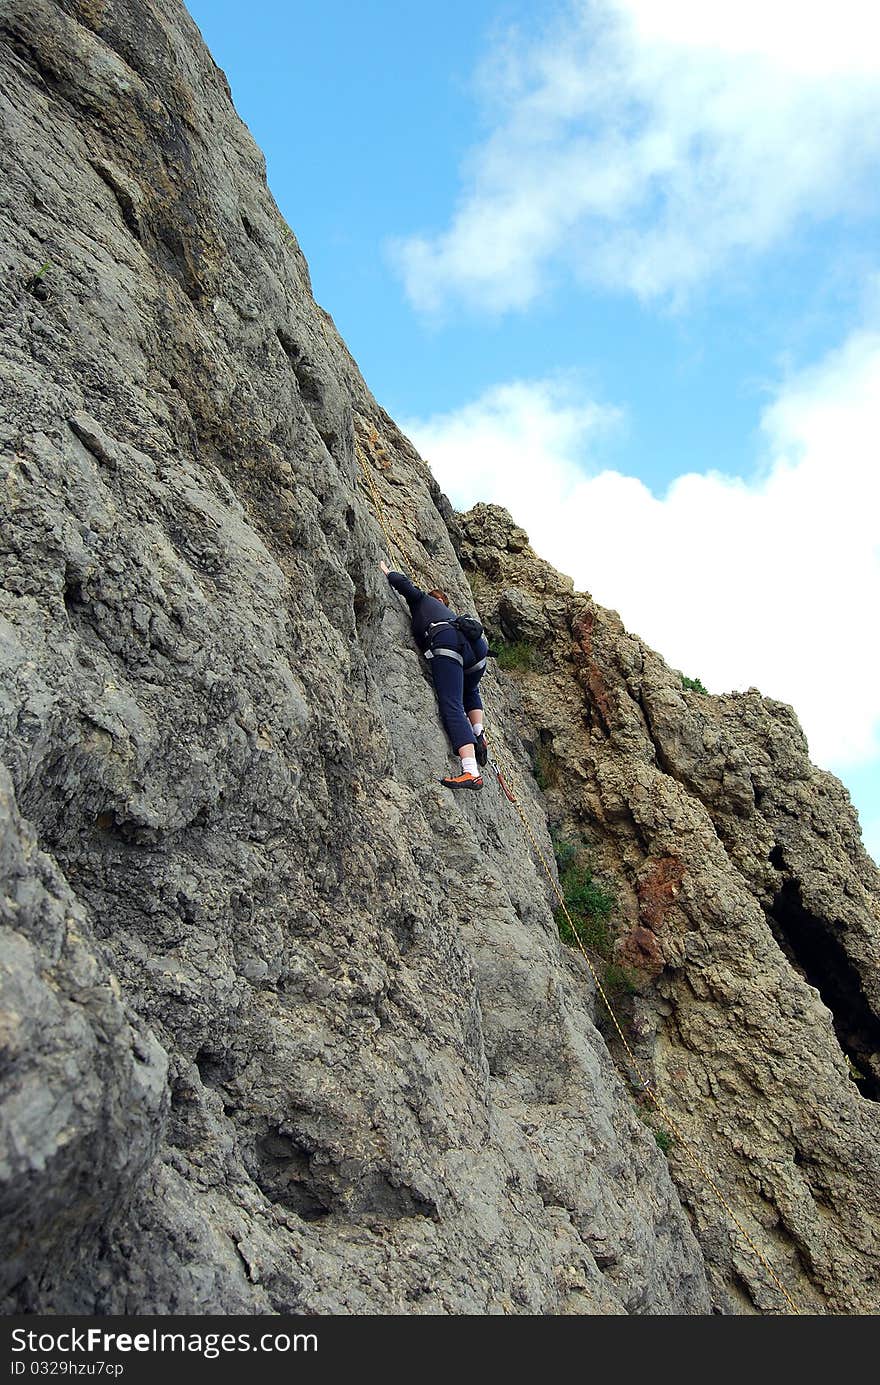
top-left (381, 561), bottom-right (489, 790)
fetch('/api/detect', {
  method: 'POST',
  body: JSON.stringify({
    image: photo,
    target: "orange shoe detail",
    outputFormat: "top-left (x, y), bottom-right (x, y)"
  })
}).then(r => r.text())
top-left (440, 772), bottom-right (484, 790)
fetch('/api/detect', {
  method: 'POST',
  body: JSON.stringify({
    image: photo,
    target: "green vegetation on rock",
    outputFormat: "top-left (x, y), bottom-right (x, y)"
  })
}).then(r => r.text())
top-left (681, 674), bottom-right (708, 694)
top-left (495, 639), bottom-right (537, 672)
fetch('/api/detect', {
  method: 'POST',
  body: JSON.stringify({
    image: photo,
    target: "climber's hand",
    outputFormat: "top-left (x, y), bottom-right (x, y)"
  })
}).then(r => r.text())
top-left (380, 560), bottom-right (390, 575)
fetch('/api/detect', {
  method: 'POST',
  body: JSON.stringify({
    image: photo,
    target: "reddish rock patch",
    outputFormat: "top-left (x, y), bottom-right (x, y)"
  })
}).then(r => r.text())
top-left (618, 925), bottom-right (664, 979)
top-left (637, 857), bottom-right (686, 930)
top-left (572, 608), bottom-right (595, 656)
top-left (572, 609), bottom-right (613, 732)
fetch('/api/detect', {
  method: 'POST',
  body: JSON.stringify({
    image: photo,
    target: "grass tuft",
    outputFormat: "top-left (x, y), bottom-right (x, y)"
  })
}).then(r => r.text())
top-left (495, 639), bottom-right (537, 672)
top-left (532, 743), bottom-right (558, 792)
top-left (681, 674), bottom-right (708, 694)
top-left (552, 835), bottom-right (616, 956)
top-left (551, 832), bottom-right (639, 1005)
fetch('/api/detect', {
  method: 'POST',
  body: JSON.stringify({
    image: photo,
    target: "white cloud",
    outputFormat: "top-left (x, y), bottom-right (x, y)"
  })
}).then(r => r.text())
top-left (391, 0), bottom-right (880, 313)
top-left (402, 377), bottom-right (620, 518)
top-left (403, 331), bottom-right (880, 773)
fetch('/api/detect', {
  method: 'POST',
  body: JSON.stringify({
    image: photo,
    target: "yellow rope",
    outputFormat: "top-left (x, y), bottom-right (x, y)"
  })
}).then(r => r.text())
top-left (352, 420), bottom-right (800, 1315)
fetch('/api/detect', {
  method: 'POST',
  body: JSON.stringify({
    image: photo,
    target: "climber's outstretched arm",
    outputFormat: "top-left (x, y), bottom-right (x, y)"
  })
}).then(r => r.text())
top-left (380, 563), bottom-right (425, 607)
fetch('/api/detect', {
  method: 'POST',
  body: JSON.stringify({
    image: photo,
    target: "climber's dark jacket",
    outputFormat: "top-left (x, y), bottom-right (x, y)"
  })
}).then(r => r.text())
top-left (386, 571), bottom-right (454, 650)
top-left (386, 572), bottom-right (488, 668)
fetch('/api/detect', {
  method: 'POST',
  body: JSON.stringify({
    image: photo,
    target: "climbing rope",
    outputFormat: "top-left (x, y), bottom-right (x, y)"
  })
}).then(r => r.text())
top-left (478, 741), bottom-right (801, 1315)
top-left (354, 426), bottom-right (418, 574)
top-left (353, 418), bottom-right (801, 1315)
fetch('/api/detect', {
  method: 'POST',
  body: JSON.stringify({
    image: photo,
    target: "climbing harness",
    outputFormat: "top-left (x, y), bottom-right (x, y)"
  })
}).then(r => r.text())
top-left (424, 646), bottom-right (464, 664)
top-left (424, 644), bottom-right (488, 675)
top-left (353, 418), bottom-right (801, 1315)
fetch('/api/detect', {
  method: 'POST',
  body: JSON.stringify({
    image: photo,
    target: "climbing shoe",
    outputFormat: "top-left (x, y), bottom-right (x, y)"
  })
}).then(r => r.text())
top-left (440, 772), bottom-right (483, 791)
top-left (474, 730), bottom-right (488, 767)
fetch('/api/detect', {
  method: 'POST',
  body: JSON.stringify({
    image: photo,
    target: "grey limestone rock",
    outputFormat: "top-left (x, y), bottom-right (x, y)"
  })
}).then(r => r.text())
top-left (7, 0), bottom-right (878, 1321)
top-left (1, 0), bottom-right (710, 1314)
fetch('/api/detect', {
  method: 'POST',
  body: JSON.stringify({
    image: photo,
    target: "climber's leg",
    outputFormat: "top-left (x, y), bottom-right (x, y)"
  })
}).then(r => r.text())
top-left (467, 710), bottom-right (488, 767)
top-left (429, 638), bottom-right (482, 788)
top-left (429, 646), bottom-right (473, 753)
top-left (464, 643), bottom-right (488, 765)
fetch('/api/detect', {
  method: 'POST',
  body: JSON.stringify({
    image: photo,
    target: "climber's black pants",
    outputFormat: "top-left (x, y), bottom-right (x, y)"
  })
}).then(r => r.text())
top-left (427, 630), bottom-right (487, 751)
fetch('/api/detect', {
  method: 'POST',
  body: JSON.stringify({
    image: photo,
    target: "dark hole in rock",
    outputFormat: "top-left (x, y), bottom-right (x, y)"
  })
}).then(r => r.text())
top-left (276, 332), bottom-right (321, 403)
top-left (352, 589), bottom-right (369, 625)
top-left (253, 1130), bottom-right (333, 1221)
top-left (769, 844), bottom-right (786, 869)
top-left (275, 327), bottom-right (302, 366)
top-left (275, 331), bottom-right (334, 454)
top-left (251, 1127), bottom-right (438, 1223)
top-left (241, 214), bottom-right (259, 244)
top-left (765, 879), bottom-right (880, 1100)
top-left (63, 577), bottom-right (86, 613)
top-left (195, 1046), bottom-right (235, 1089)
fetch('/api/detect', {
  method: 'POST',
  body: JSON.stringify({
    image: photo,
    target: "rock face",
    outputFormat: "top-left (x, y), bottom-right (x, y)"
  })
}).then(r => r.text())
top-left (456, 504), bottom-right (880, 1314)
top-left (0, 0), bottom-right (875, 1317)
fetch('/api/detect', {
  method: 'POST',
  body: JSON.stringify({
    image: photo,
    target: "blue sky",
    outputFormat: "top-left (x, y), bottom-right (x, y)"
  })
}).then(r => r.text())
top-left (186, 0), bottom-right (879, 863)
